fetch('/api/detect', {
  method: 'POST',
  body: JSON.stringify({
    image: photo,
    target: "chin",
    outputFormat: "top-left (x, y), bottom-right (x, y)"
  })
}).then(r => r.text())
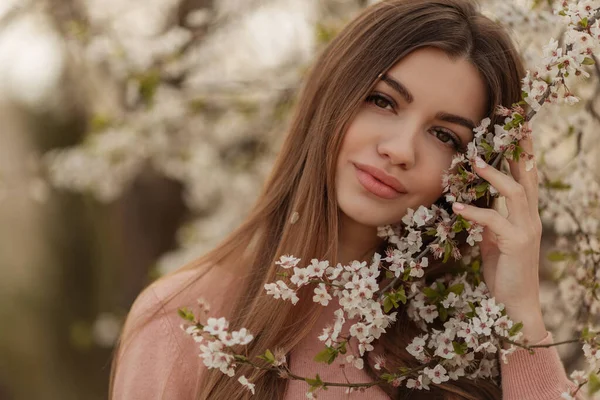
top-left (338, 199), bottom-right (404, 228)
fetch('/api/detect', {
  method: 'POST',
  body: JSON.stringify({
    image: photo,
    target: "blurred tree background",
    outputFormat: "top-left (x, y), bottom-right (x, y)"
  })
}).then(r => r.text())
top-left (0, 0), bottom-right (598, 399)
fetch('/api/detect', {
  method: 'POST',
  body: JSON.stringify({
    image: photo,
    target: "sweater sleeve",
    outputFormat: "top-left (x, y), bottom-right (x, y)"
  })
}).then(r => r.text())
top-left (110, 284), bottom-right (203, 400)
top-left (500, 331), bottom-right (579, 400)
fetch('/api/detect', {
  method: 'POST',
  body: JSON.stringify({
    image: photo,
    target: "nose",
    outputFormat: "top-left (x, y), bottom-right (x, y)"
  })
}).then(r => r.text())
top-left (377, 124), bottom-right (419, 169)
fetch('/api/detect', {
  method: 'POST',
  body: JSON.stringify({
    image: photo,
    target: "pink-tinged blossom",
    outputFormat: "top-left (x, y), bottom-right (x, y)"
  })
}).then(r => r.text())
top-left (493, 315), bottom-right (513, 336)
top-left (290, 267), bottom-right (310, 287)
top-left (358, 337), bottom-right (375, 356)
top-left (428, 243), bottom-right (445, 259)
top-left (413, 205), bottom-right (434, 227)
top-left (199, 340), bottom-right (235, 376)
top-left (441, 292), bottom-right (459, 309)
top-left (326, 263), bottom-right (344, 280)
top-left (409, 257), bottom-right (428, 278)
top-left (436, 222), bottom-right (452, 242)
top-left (406, 335), bottom-right (428, 361)
top-left (313, 283), bottom-right (332, 306)
top-left (569, 370), bottom-right (587, 386)
top-left (373, 354), bottom-right (386, 371)
top-left (345, 355), bottom-right (364, 370)
top-left (401, 208), bottom-right (415, 227)
top-left (424, 364), bottom-right (450, 384)
top-left (466, 223), bottom-right (484, 246)
top-left (419, 305), bottom-right (439, 323)
top-left (264, 280), bottom-right (299, 305)
top-left (473, 117), bottom-right (491, 138)
top-left (307, 259), bottom-right (328, 277)
top-left (582, 343), bottom-right (600, 363)
top-left (471, 317), bottom-right (493, 336)
top-left (204, 317), bottom-right (228, 337)
top-left (318, 325), bottom-right (334, 346)
top-left (275, 255), bottom-right (301, 269)
top-left (477, 298), bottom-right (503, 320)
top-left (406, 374), bottom-right (430, 390)
top-left (237, 376), bottom-right (256, 395)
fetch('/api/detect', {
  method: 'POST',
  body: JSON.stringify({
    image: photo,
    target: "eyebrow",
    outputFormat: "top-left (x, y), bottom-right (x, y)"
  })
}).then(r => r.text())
top-left (380, 74), bottom-right (477, 132)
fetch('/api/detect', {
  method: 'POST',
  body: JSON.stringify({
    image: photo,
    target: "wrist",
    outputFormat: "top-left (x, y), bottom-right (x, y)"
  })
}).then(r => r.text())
top-left (504, 305), bottom-right (546, 345)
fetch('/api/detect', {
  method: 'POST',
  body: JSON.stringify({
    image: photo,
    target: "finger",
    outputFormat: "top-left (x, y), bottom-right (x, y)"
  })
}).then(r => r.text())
top-left (472, 156), bottom-right (530, 229)
top-left (452, 202), bottom-right (514, 239)
top-left (507, 122), bottom-right (539, 218)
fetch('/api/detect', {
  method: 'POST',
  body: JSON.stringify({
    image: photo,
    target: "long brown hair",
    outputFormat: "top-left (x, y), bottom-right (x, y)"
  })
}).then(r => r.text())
top-left (110, 0), bottom-right (525, 398)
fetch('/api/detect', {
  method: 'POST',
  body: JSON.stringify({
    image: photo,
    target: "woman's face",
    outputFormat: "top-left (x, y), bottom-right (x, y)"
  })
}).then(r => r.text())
top-left (335, 47), bottom-right (488, 228)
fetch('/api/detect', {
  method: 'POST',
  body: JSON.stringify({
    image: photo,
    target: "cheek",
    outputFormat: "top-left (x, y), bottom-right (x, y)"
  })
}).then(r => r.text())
top-left (419, 156), bottom-right (452, 200)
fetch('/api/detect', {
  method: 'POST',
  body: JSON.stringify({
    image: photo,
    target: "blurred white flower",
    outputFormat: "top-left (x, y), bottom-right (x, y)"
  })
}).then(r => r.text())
top-left (92, 312), bottom-right (122, 347)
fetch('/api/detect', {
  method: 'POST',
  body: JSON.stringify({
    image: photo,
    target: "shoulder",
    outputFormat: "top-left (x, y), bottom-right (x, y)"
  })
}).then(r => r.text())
top-left (111, 263), bottom-right (241, 400)
top-left (131, 263), bottom-right (242, 326)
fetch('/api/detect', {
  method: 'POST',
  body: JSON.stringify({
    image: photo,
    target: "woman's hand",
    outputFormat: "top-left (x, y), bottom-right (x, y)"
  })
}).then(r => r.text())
top-left (451, 130), bottom-right (547, 344)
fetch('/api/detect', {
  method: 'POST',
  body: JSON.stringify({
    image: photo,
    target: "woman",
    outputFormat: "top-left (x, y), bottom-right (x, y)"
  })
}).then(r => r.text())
top-left (110, 0), bottom-right (577, 399)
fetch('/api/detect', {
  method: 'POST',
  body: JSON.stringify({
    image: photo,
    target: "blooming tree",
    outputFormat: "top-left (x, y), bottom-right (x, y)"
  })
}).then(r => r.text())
top-left (11, 0), bottom-right (600, 397)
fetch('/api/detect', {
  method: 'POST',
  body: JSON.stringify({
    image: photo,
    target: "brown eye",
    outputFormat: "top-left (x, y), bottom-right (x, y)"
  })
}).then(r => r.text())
top-left (366, 93), bottom-right (395, 111)
top-left (436, 131), bottom-right (452, 143)
top-left (431, 128), bottom-right (461, 150)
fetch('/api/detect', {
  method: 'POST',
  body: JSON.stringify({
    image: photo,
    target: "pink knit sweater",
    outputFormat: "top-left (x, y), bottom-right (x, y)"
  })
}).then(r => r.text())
top-left (111, 267), bottom-right (578, 400)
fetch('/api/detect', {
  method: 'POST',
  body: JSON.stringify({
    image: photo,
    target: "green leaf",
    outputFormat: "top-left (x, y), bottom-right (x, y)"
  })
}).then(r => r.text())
top-left (385, 270), bottom-right (395, 279)
top-left (452, 341), bottom-right (468, 355)
top-left (177, 307), bottom-right (195, 322)
top-left (383, 296), bottom-right (395, 313)
top-left (438, 306), bottom-right (448, 322)
top-left (579, 17), bottom-right (589, 28)
top-left (547, 251), bottom-right (568, 262)
top-left (471, 259), bottom-right (481, 273)
top-left (90, 114), bottom-right (111, 132)
top-left (589, 373), bottom-right (600, 396)
top-left (513, 144), bottom-right (524, 162)
top-left (338, 341), bottom-right (347, 355)
top-left (509, 322), bottom-right (524, 337)
top-left (453, 215), bottom-right (472, 232)
top-left (315, 21), bottom-right (339, 44)
top-left (436, 281), bottom-right (446, 293)
top-left (474, 182), bottom-right (489, 194)
top-left (512, 113), bottom-right (524, 124)
top-left (466, 302), bottom-right (476, 318)
top-left (305, 374), bottom-right (324, 389)
top-left (380, 373), bottom-right (397, 383)
top-left (136, 69), bottom-right (161, 106)
top-left (583, 57), bottom-right (595, 65)
top-left (582, 327), bottom-right (594, 341)
top-left (544, 180), bottom-right (571, 191)
top-left (423, 287), bottom-right (438, 300)
top-left (425, 228), bottom-right (437, 236)
top-left (314, 347), bottom-right (337, 364)
top-left (448, 283), bottom-right (464, 295)
top-left (481, 141), bottom-right (493, 152)
top-left (396, 287), bottom-right (407, 304)
top-left (443, 241), bottom-right (452, 263)
top-left (264, 349), bottom-right (275, 364)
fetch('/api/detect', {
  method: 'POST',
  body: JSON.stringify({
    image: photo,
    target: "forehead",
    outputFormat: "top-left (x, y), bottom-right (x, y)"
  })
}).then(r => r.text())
top-left (380, 47), bottom-right (488, 124)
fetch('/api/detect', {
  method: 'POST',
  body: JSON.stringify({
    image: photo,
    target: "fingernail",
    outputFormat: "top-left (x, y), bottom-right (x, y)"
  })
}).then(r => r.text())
top-left (453, 202), bottom-right (465, 211)
top-left (475, 157), bottom-right (487, 169)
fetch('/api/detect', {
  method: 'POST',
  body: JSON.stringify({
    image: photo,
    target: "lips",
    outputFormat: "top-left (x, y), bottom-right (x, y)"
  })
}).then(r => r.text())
top-left (353, 163), bottom-right (407, 200)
